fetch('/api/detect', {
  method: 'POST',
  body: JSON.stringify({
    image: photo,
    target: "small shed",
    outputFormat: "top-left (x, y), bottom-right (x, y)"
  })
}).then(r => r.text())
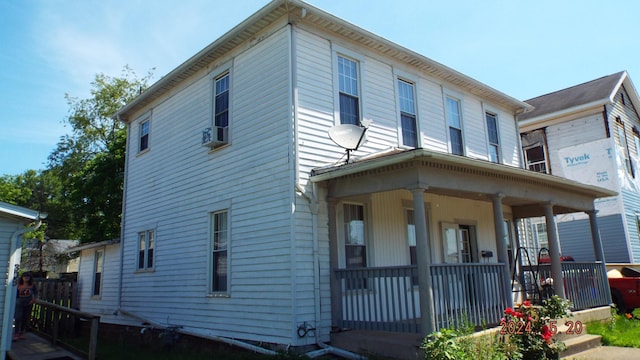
top-left (0, 201), bottom-right (46, 360)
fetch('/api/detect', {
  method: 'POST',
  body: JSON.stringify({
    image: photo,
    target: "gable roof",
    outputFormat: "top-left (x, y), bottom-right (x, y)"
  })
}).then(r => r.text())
top-left (115, 0), bottom-right (530, 122)
top-left (519, 71), bottom-right (639, 124)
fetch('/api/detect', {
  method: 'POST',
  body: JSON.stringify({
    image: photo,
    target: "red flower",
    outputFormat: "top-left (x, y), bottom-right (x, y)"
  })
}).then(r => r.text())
top-left (504, 307), bottom-right (515, 316)
top-left (541, 325), bottom-right (553, 342)
top-left (523, 300), bottom-right (531, 307)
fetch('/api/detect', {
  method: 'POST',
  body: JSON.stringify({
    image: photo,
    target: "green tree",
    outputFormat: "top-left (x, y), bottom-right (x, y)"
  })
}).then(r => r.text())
top-left (48, 66), bottom-right (153, 242)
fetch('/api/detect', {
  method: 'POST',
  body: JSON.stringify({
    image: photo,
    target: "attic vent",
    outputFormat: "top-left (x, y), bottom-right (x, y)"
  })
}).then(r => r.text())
top-left (202, 126), bottom-right (228, 148)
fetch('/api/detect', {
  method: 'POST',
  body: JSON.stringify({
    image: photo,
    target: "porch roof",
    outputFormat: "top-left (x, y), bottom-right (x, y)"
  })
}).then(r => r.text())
top-left (310, 149), bottom-right (617, 218)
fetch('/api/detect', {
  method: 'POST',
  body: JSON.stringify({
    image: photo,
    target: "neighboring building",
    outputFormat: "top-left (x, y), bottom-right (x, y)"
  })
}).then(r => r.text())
top-left (67, 239), bottom-right (120, 317)
top-left (93, 1), bottom-right (614, 358)
top-left (21, 239), bottom-right (79, 277)
top-left (519, 71), bottom-right (640, 263)
top-left (0, 201), bottom-right (46, 360)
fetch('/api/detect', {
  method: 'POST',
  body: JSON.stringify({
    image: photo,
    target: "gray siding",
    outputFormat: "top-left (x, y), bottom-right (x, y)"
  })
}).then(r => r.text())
top-left (557, 214), bottom-right (629, 263)
top-left (621, 189), bottom-right (640, 262)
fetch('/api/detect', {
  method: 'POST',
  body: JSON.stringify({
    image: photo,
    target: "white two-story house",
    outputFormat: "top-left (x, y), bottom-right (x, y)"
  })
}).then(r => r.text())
top-left (519, 71), bottom-right (640, 264)
top-left (75, 1), bottom-right (615, 358)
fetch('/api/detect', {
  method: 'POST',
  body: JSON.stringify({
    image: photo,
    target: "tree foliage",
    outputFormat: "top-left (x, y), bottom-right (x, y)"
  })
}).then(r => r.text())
top-left (2, 66), bottom-right (153, 243)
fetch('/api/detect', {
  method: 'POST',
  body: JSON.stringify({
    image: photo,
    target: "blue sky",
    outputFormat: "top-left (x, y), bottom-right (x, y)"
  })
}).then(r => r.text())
top-left (2, 0), bottom-right (639, 176)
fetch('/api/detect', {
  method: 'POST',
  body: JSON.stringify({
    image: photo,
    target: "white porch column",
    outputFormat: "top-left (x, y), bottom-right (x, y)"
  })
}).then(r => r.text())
top-left (492, 194), bottom-right (513, 308)
top-left (587, 209), bottom-right (606, 262)
top-left (544, 204), bottom-right (566, 298)
top-left (410, 186), bottom-right (436, 335)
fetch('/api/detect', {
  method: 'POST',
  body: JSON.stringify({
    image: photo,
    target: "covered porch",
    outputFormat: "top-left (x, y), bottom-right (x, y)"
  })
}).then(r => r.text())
top-left (310, 149), bottom-right (616, 336)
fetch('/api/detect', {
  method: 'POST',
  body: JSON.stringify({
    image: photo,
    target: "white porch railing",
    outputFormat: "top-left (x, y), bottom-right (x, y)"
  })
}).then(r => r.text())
top-left (334, 263), bottom-right (510, 333)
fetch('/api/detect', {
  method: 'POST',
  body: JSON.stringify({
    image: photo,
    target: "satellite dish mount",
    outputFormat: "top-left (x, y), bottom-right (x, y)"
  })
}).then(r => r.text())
top-left (328, 120), bottom-right (372, 163)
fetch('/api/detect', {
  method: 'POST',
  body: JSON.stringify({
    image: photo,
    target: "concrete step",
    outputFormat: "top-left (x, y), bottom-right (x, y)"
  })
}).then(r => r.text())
top-left (560, 334), bottom-right (602, 358)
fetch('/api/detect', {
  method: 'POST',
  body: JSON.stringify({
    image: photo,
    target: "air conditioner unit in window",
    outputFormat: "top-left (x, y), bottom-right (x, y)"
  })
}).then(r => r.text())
top-left (202, 126), bottom-right (228, 148)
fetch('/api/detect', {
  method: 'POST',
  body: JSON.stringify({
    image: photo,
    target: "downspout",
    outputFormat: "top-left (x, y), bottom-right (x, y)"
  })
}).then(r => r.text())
top-left (116, 115), bottom-right (130, 312)
top-left (2, 216), bottom-right (45, 359)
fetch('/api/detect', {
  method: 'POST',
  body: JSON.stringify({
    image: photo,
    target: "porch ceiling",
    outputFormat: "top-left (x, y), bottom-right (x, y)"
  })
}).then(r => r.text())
top-left (310, 149), bottom-right (617, 218)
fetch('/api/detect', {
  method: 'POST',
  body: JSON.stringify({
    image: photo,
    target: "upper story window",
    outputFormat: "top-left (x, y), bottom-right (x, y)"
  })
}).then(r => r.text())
top-left (398, 79), bottom-right (418, 147)
top-left (212, 72), bottom-right (230, 146)
top-left (524, 145), bottom-right (547, 173)
top-left (211, 210), bottom-right (229, 293)
top-left (485, 112), bottom-right (500, 163)
top-left (445, 96), bottom-right (464, 155)
top-left (615, 118), bottom-right (634, 177)
top-left (338, 55), bottom-right (360, 125)
top-left (137, 229), bottom-right (155, 270)
top-left (139, 119), bottom-right (150, 152)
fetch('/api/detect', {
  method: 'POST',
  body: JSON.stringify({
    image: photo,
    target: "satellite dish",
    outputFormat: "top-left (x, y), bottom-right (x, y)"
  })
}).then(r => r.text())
top-left (328, 123), bottom-right (370, 163)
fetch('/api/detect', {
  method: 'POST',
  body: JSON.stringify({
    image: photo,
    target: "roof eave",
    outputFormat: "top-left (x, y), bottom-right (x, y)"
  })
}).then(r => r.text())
top-left (115, 0), bottom-right (531, 121)
top-left (518, 98), bottom-right (610, 128)
top-left (310, 149), bottom-right (617, 200)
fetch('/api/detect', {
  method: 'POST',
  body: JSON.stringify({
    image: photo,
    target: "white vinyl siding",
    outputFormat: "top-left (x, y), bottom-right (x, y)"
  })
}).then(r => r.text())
top-left (122, 26), bottom-right (293, 345)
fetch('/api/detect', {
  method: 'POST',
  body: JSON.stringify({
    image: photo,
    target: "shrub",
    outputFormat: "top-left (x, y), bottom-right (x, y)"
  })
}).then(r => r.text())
top-left (422, 296), bottom-right (572, 360)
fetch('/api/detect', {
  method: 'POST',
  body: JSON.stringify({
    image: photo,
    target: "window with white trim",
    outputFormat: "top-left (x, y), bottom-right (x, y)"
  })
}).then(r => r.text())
top-left (214, 72), bottom-right (230, 141)
top-left (524, 145), bottom-right (547, 173)
top-left (92, 250), bottom-right (104, 296)
top-left (137, 230), bottom-right (155, 270)
top-left (211, 210), bottom-right (229, 293)
top-left (338, 55), bottom-right (360, 125)
top-left (344, 203), bottom-right (366, 289)
top-left (398, 79), bottom-right (418, 147)
top-left (406, 209), bottom-right (418, 285)
top-left (485, 112), bottom-right (500, 163)
top-left (445, 96), bottom-right (464, 155)
top-left (139, 119), bottom-right (150, 152)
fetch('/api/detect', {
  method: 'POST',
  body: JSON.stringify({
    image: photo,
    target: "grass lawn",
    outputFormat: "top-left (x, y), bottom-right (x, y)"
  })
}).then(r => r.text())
top-left (587, 312), bottom-right (640, 348)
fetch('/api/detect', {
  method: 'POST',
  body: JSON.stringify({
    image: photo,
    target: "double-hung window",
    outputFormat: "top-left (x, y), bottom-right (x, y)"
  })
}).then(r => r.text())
top-left (406, 209), bottom-right (418, 285)
top-left (445, 96), bottom-right (464, 155)
top-left (485, 112), bottom-right (500, 162)
top-left (398, 79), bottom-right (418, 147)
top-left (214, 72), bottom-right (230, 144)
top-left (139, 119), bottom-right (150, 152)
top-left (137, 230), bottom-right (155, 270)
top-left (93, 250), bottom-right (104, 297)
top-left (211, 210), bottom-right (228, 293)
top-left (338, 55), bottom-right (360, 125)
top-left (344, 203), bottom-right (366, 289)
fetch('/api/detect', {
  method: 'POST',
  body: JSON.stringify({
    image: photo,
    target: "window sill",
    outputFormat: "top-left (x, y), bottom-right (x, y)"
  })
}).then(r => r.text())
top-left (206, 293), bottom-right (230, 299)
top-left (135, 268), bottom-right (155, 273)
top-left (136, 148), bottom-right (150, 157)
